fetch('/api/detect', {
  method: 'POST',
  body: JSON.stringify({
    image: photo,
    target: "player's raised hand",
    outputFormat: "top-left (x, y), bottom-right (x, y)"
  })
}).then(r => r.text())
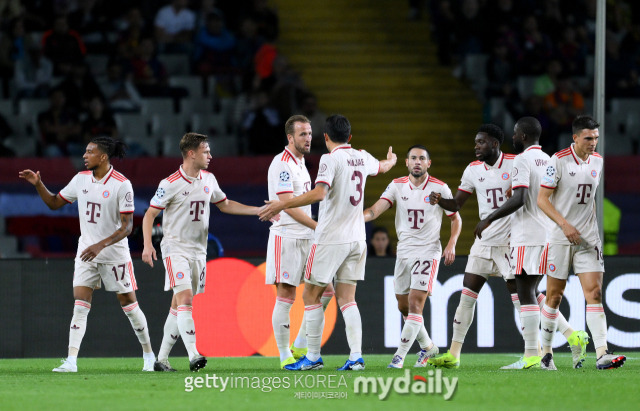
top-left (429, 191), bottom-right (441, 205)
top-left (387, 146), bottom-right (397, 165)
top-left (18, 169), bottom-right (41, 186)
top-left (258, 200), bottom-right (284, 222)
top-left (142, 245), bottom-right (157, 267)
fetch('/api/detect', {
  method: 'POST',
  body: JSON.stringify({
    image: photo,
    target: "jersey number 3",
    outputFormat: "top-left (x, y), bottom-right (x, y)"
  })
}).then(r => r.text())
top-left (350, 171), bottom-right (363, 206)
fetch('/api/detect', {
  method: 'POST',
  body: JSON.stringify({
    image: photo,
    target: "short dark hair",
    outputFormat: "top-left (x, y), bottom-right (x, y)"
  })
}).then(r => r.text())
top-left (285, 115), bottom-right (310, 136)
top-left (478, 124), bottom-right (504, 145)
top-left (179, 132), bottom-right (208, 157)
top-left (324, 114), bottom-right (351, 143)
top-left (91, 136), bottom-right (127, 160)
top-left (515, 116), bottom-right (542, 140)
top-left (572, 115), bottom-right (599, 135)
top-left (406, 144), bottom-right (430, 159)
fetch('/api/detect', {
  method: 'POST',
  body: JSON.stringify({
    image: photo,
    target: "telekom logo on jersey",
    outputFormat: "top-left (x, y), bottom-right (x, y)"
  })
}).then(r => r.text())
top-left (85, 201), bottom-right (101, 224)
top-left (485, 188), bottom-right (505, 209)
top-left (383, 274), bottom-right (640, 349)
top-left (190, 200), bottom-right (206, 221)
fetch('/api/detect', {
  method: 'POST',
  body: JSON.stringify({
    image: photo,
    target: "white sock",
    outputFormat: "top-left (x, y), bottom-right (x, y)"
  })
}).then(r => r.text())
top-left (67, 355), bottom-right (77, 365)
top-left (304, 304), bottom-right (324, 362)
top-left (538, 293), bottom-right (571, 335)
top-left (68, 300), bottom-right (91, 353)
top-left (540, 304), bottom-right (559, 350)
top-left (158, 308), bottom-right (178, 362)
top-left (452, 288), bottom-right (477, 344)
top-left (340, 302), bottom-right (362, 361)
top-left (122, 302), bottom-right (152, 351)
top-left (404, 315), bottom-right (432, 350)
top-left (272, 297), bottom-right (294, 361)
top-left (586, 304), bottom-right (608, 350)
top-left (520, 305), bottom-right (540, 353)
top-left (294, 290), bottom-right (334, 349)
top-left (395, 314), bottom-right (423, 359)
top-left (177, 305), bottom-right (199, 360)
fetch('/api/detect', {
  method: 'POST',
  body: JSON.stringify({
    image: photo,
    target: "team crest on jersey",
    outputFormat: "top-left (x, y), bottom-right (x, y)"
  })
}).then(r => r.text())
top-left (283, 272), bottom-right (289, 279)
top-left (155, 188), bottom-right (165, 199)
top-left (102, 190), bottom-right (110, 198)
top-left (319, 163), bottom-right (327, 174)
top-left (176, 272), bottom-right (184, 279)
top-left (424, 195), bottom-right (430, 203)
top-left (549, 264), bottom-right (556, 272)
top-left (279, 171), bottom-right (290, 182)
top-left (125, 192), bottom-right (133, 202)
top-left (204, 186), bottom-right (210, 194)
top-left (591, 170), bottom-right (597, 178)
top-left (501, 172), bottom-right (510, 180)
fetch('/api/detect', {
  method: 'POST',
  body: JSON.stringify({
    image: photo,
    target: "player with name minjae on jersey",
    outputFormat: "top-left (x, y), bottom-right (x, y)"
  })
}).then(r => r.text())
top-left (427, 124), bottom-right (520, 369)
top-left (474, 117), bottom-right (588, 370)
top-left (266, 115), bottom-right (335, 369)
top-left (259, 114), bottom-right (397, 371)
top-left (19, 137), bottom-right (155, 373)
top-left (363, 145), bottom-right (461, 369)
top-left (537, 115), bottom-right (626, 370)
top-left (142, 132), bottom-right (265, 373)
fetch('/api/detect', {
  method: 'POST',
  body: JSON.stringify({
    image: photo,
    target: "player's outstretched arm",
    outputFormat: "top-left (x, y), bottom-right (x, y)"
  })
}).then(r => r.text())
top-left (259, 183), bottom-right (328, 222)
top-left (430, 189), bottom-right (470, 213)
top-left (537, 186), bottom-right (581, 245)
top-left (278, 193), bottom-right (317, 230)
top-left (378, 146), bottom-right (397, 174)
top-left (216, 199), bottom-right (262, 216)
top-left (364, 199), bottom-right (391, 223)
top-left (142, 207), bottom-right (162, 267)
top-left (79, 213), bottom-right (133, 262)
top-left (443, 212), bottom-right (462, 265)
top-left (18, 169), bottom-right (67, 210)
top-left (474, 187), bottom-right (527, 239)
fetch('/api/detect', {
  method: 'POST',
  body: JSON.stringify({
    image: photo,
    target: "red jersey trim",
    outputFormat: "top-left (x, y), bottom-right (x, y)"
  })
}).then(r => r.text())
top-left (540, 184), bottom-right (556, 190)
top-left (59, 193), bottom-right (72, 204)
top-left (526, 145), bottom-right (542, 151)
top-left (592, 152), bottom-right (602, 158)
top-left (381, 197), bottom-right (393, 206)
top-left (213, 197), bottom-right (227, 204)
top-left (178, 168), bottom-right (192, 184)
top-left (283, 148), bottom-right (298, 165)
top-left (458, 188), bottom-right (473, 194)
top-left (316, 180), bottom-right (331, 188)
top-left (427, 176), bottom-right (446, 186)
top-left (330, 145), bottom-right (351, 153)
top-left (149, 204), bottom-right (165, 210)
top-left (79, 171), bottom-right (92, 175)
top-left (469, 161), bottom-right (482, 166)
top-left (276, 190), bottom-right (293, 195)
top-left (120, 211), bottom-right (134, 214)
top-left (393, 176), bottom-right (409, 183)
top-left (512, 184), bottom-right (529, 189)
top-left (446, 211), bottom-right (457, 217)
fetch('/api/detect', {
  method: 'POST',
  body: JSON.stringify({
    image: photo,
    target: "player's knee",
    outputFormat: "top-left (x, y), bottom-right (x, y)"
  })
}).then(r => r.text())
top-left (587, 286), bottom-right (602, 303)
top-left (396, 301), bottom-right (408, 316)
top-left (545, 292), bottom-right (563, 308)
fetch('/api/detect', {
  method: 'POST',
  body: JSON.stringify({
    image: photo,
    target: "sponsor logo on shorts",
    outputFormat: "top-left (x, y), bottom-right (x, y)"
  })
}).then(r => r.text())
top-left (549, 264), bottom-right (556, 272)
top-left (176, 272), bottom-right (185, 279)
top-left (502, 172), bottom-right (509, 180)
top-left (283, 272), bottom-right (289, 279)
top-left (102, 190), bottom-right (110, 198)
top-left (591, 170), bottom-right (597, 178)
top-left (204, 186), bottom-right (210, 194)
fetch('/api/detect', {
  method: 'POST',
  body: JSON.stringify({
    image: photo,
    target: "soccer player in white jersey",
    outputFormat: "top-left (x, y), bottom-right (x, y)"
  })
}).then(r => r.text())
top-left (474, 117), bottom-right (588, 370)
top-left (363, 145), bottom-right (462, 368)
top-left (19, 136), bottom-right (155, 373)
top-left (259, 114), bottom-right (397, 371)
top-left (427, 124), bottom-right (519, 369)
top-left (142, 132), bottom-right (264, 372)
top-left (537, 115), bottom-right (626, 370)
top-left (266, 115), bottom-right (335, 369)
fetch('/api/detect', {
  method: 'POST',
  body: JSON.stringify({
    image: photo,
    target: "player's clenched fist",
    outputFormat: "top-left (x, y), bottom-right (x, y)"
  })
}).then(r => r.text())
top-left (429, 191), bottom-right (441, 205)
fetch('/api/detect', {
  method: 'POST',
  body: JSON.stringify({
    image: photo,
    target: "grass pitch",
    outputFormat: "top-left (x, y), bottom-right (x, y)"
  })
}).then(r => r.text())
top-left (0, 353), bottom-right (637, 411)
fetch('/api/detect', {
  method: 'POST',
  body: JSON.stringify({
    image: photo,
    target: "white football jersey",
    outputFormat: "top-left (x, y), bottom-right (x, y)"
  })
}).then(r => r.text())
top-left (380, 174), bottom-right (457, 257)
top-left (315, 144), bottom-right (380, 244)
top-left (267, 148), bottom-right (313, 239)
top-left (59, 167), bottom-right (134, 263)
top-left (510, 145), bottom-right (552, 246)
top-left (150, 166), bottom-right (226, 258)
top-left (540, 144), bottom-right (603, 246)
top-left (459, 152), bottom-right (515, 246)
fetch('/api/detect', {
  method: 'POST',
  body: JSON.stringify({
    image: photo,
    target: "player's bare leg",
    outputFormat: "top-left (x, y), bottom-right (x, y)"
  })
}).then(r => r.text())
top-left (335, 281), bottom-right (365, 370)
top-left (175, 288), bottom-right (207, 371)
top-left (273, 282), bottom-right (296, 368)
top-left (116, 291), bottom-right (155, 371)
top-left (156, 295), bottom-right (179, 371)
top-left (578, 271), bottom-right (626, 369)
top-left (53, 286), bottom-right (94, 372)
top-left (292, 282), bottom-right (334, 359)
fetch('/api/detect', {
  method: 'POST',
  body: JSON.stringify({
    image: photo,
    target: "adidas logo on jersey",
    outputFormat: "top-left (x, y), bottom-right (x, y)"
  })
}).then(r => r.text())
top-left (182, 191), bottom-right (190, 196)
top-left (171, 334), bottom-right (178, 340)
top-left (569, 172), bottom-right (576, 176)
top-left (82, 189), bottom-right (88, 194)
top-left (401, 196), bottom-right (409, 201)
top-left (186, 330), bottom-right (196, 335)
top-left (478, 177), bottom-right (485, 182)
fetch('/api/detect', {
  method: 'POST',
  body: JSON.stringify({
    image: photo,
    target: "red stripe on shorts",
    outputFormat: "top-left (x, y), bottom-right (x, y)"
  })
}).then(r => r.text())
top-left (275, 234), bottom-right (281, 283)
top-left (305, 244), bottom-right (317, 280)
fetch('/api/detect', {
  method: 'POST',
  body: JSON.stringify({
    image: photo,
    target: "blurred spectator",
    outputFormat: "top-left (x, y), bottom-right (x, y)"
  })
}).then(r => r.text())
top-left (115, 7), bottom-right (150, 62)
top-left (455, 0), bottom-right (483, 60)
top-left (544, 73), bottom-right (585, 130)
top-left (193, 10), bottom-right (237, 89)
top-left (518, 15), bottom-right (553, 75)
top-left (298, 92), bottom-right (326, 153)
top-left (432, 0), bottom-right (456, 65)
top-left (533, 59), bottom-right (562, 97)
top-left (485, 41), bottom-right (517, 98)
top-left (241, 88), bottom-right (279, 155)
top-left (235, 16), bottom-right (264, 92)
top-left (195, 0), bottom-right (224, 29)
top-left (0, 17), bottom-right (34, 97)
top-left (58, 62), bottom-right (104, 112)
top-left (42, 15), bottom-right (87, 76)
top-left (0, 110), bottom-right (15, 156)
top-left (14, 43), bottom-right (54, 100)
top-left (98, 60), bottom-right (143, 112)
top-left (253, 41), bottom-right (277, 89)
top-left (605, 32), bottom-right (640, 98)
top-left (250, 0), bottom-right (278, 41)
top-left (268, 55), bottom-right (306, 120)
top-left (81, 96), bottom-right (118, 143)
top-left (37, 88), bottom-right (82, 157)
top-left (368, 226), bottom-right (394, 257)
top-left (154, 0), bottom-right (196, 53)
top-left (68, 0), bottom-right (111, 52)
top-left (555, 26), bottom-right (587, 76)
top-left (519, 95), bottom-right (559, 154)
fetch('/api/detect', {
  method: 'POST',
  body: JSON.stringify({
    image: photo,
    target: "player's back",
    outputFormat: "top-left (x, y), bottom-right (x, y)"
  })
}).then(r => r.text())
top-left (315, 145), bottom-right (379, 244)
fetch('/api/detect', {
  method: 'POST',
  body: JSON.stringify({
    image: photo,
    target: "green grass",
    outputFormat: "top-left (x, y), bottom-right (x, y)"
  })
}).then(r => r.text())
top-left (0, 353), bottom-right (637, 411)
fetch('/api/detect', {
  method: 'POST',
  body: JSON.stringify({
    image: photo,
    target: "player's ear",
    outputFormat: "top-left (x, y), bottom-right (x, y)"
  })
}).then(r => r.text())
top-left (347, 134), bottom-right (352, 143)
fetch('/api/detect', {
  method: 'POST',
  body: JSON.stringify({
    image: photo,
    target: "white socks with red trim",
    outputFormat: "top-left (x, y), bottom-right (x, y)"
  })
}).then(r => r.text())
top-left (177, 305), bottom-right (199, 360)
top-left (68, 300), bottom-right (91, 353)
top-left (452, 288), bottom-right (477, 344)
top-left (158, 308), bottom-right (179, 362)
top-left (340, 302), bottom-right (362, 361)
top-left (304, 304), bottom-right (324, 362)
top-left (122, 302), bottom-right (151, 351)
top-left (396, 314), bottom-right (423, 359)
top-left (272, 297), bottom-right (294, 361)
